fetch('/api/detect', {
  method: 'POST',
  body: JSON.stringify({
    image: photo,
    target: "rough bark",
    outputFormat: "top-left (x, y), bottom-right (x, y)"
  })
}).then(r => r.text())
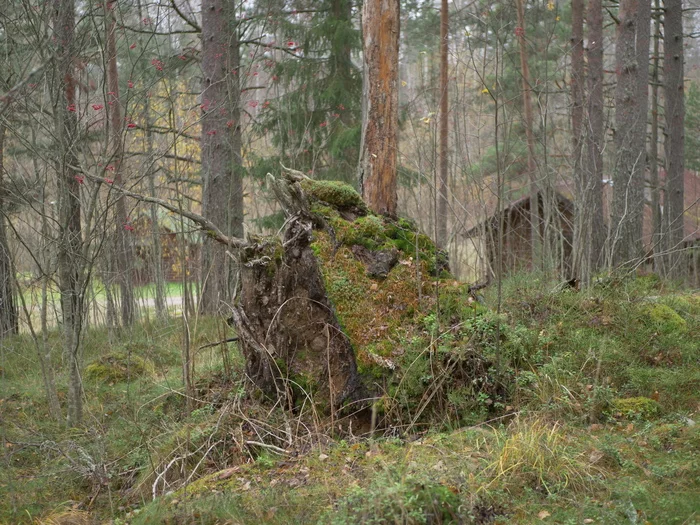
top-left (649, 0), bottom-right (663, 271)
top-left (200, 0), bottom-right (244, 314)
top-left (515, 0), bottom-right (540, 271)
top-left (586, 0), bottom-right (606, 271)
top-left (105, 0), bottom-right (135, 326)
top-left (0, 124), bottom-right (18, 339)
top-left (436, 0), bottom-right (449, 249)
top-left (612, 0), bottom-right (651, 268)
top-left (229, 173), bottom-right (364, 412)
top-left (663, 0), bottom-right (685, 277)
top-left (571, 0), bottom-right (587, 282)
top-left (358, 0), bottom-right (400, 217)
top-left (54, 0), bottom-right (84, 426)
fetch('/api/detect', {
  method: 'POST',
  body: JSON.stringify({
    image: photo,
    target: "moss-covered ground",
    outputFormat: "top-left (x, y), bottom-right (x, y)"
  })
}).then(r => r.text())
top-left (1, 190), bottom-right (699, 524)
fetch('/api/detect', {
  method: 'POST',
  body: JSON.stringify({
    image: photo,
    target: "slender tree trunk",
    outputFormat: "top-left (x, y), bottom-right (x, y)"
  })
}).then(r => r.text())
top-left (571, 0), bottom-right (587, 282)
top-left (145, 95), bottom-right (167, 320)
top-left (612, 0), bottom-right (651, 268)
top-left (55, 0), bottom-right (84, 426)
top-left (586, 0), bottom-right (605, 271)
top-left (515, 0), bottom-right (540, 271)
top-left (0, 125), bottom-right (18, 339)
top-left (436, 0), bottom-right (449, 248)
top-left (200, 0), bottom-right (244, 314)
top-left (649, 1), bottom-right (663, 271)
top-left (663, 0), bottom-right (685, 278)
top-left (358, 0), bottom-right (400, 217)
top-left (105, 0), bottom-right (135, 326)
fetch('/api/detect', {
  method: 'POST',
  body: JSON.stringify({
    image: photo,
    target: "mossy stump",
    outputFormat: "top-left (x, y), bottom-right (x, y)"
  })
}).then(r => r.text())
top-left (229, 173), bottom-right (364, 412)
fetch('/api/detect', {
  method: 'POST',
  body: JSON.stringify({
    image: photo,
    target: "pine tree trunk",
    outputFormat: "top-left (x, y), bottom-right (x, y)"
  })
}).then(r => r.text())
top-left (0, 124), bottom-right (18, 339)
top-left (358, 0), bottom-right (400, 217)
top-left (663, 0), bottom-right (685, 278)
top-left (105, 0), bottom-right (135, 326)
top-left (612, 0), bottom-right (650, 268)
top-left (200, 0), bottom-right (244, 314)
top-left (55, 0), bottom-right (84, 426)
top-left (587, 0), bottom-right (606, 271)
top-left (436, 0), bottom-right (449, 249)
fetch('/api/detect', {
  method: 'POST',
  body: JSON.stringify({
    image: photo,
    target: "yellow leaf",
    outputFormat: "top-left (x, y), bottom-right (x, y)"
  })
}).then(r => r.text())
top-left (547, 1), bottom-right (555, 10)
top-left (401, 80), bottom-right (407, 87)
top-left (481, 88), bottom-right (489, 94)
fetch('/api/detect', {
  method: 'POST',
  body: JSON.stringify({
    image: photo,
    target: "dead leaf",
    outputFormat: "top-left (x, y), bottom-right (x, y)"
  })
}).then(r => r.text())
top-left (319, 453), bottom-right (329, 461)
top-left (537, 510), bottom-right (551, 520)
top-left (583, 520), bottom-right (594, 524)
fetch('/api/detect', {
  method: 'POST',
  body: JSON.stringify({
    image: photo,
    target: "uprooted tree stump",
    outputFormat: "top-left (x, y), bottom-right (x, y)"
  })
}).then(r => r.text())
top-left (229, 171), bottom-right (367, 412)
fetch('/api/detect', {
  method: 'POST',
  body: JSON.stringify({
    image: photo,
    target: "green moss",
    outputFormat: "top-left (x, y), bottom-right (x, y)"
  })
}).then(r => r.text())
top-left (301, 179), bottom-right (367, 210)
top-left (609, 397), bottom-right (661, 420)
top-left (84, 352), bottom-right (155, 383)
top-left (643, 303), bottom-right (687, 334)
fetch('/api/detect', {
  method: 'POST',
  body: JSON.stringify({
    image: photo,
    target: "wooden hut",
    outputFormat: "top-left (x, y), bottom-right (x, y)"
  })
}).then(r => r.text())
top-left (464, 190), bottom-right (574, 280)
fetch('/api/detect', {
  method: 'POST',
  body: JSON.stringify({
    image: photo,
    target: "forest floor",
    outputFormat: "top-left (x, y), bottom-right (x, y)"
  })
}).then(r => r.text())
top-left (1, 273), bottom-right (699, 525)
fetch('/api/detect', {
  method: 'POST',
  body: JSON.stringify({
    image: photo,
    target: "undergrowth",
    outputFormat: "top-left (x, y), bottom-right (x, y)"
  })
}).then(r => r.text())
top-left (1, 257), bottom-right (698, 524)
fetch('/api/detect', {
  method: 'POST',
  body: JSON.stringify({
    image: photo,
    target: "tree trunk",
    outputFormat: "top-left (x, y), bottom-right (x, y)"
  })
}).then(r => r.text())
top-left (200, 0), bottom-right (244, 314)
top-left (0, 124), bottom-right (18, 339)
top-left (571, 0), bottom-right (587, 283)
top-left (663, 0), bottom-right (685, 278)
top-left (436, 0), bottom-right (449, 249)
top-left (649, 0), bottom-right (663, 272)
top-left (55, 0), bottom-right (84, 426)
top-left (515, 0), bottom-right (540, 271)
top-left (105, 0), bottom-right (135, 326)
top-left (358, 0), bottom-right (400, 217)
top-left (145, 95), bottom-right (167, 321)
top-left (612, 0), bottom-right (650, 268)
top-left (229, 174), bottom-right (364, 413)
top-left (586, 0), bottom-right (606, 272)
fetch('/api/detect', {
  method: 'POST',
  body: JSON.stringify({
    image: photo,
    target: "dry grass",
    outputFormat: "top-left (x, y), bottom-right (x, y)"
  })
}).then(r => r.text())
top-left (36, 509), bottom-right (91, 525)
top-left (483, 417), bottom-right (604, 495)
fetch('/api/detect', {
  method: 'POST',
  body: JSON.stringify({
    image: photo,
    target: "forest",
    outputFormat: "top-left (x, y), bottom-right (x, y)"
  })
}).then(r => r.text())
top-left (0, 0), bottom-right (699, 523)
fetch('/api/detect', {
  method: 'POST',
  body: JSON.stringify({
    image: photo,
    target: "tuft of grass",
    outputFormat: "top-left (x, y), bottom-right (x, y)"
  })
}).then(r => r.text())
top-left (483, 418), bottom-right (604, 495)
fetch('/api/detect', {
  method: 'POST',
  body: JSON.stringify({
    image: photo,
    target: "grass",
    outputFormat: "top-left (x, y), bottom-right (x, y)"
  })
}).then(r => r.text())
top-left (1, 272), bottom-right (699, 524)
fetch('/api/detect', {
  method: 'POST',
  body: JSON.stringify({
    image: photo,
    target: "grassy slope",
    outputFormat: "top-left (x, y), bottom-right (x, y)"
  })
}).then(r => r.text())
top-left (1, 269), bottom-right (699, 524)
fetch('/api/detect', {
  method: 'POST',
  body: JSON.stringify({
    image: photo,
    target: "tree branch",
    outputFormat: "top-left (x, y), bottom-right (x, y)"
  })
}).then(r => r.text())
top-left (86, 174), bottom-right (244, 248)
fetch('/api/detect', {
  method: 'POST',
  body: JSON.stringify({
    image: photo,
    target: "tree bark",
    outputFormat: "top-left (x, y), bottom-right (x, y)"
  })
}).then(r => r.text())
top-left (0, 124), bottom-right (18, 339)
top-left (586, 0), bottom-right (606, 272)
top-left (105, 0), bottom-right (135, 326)
top-left (54, 0), bottom-right (84, 426)
top-left (571, 0), bottom-right (587, 282)
top-left (663, 0), bottom-right (685, 277)
top-left (649, 0), bottom-right (663, 271)
top-left (612, 0), bottom-right (651, 268)
top-left (436, 0), bottom-right (449, 249)
top-left (229, 173), bottom-right (364, 413)
top-left (358, 0), bottom-right (400, 217)
top-left (200, 0), bottom-right (244, 314)
top-left (515, 0), bottom-right (541, 271)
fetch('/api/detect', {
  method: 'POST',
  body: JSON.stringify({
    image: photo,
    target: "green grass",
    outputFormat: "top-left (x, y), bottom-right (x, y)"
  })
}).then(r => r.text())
top-left (1, 273), bottom-right (698, 524)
